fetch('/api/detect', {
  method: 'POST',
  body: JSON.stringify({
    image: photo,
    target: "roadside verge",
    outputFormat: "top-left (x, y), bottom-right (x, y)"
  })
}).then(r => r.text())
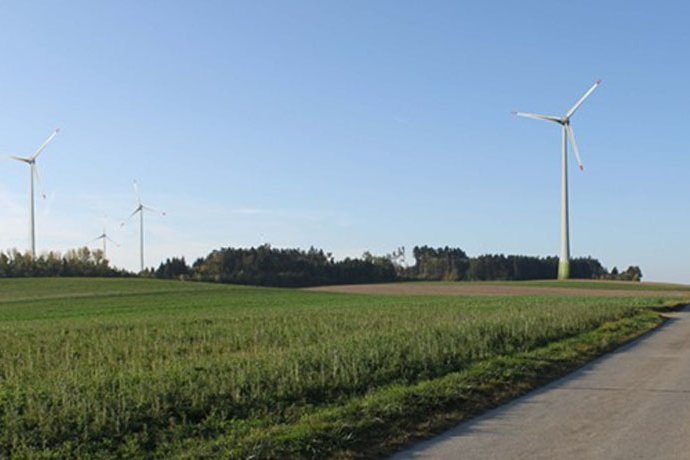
top-left (186, 302), bottom-right (686, 458)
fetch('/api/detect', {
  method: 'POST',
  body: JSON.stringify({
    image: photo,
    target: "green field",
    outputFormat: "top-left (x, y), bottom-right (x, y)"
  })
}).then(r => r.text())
top-left (0, 278), bottom-right (683, 458)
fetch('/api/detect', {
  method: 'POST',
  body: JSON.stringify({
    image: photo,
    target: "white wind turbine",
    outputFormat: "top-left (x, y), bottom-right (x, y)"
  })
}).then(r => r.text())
top-left (89, 217), bottom-right (118, 260)
top-left (124, 181), bottom-right (165, 272)
top-left (513, 80), bottom-right (601, 280)
top-left (10, 129), bottom-right (60, 258)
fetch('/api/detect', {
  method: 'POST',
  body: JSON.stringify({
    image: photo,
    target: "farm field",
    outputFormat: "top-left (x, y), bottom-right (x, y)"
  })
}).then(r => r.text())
top-left (0, 278), bottom-right (685, 458)
top-left (308, 279), bottom-right (690, 297)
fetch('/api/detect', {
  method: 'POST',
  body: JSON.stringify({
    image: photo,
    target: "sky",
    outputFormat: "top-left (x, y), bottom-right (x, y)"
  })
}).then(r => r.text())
top-left (0, 1), bottom-right (689, 281)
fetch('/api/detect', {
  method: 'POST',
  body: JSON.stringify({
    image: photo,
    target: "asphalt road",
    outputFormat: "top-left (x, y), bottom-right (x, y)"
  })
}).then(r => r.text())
top-left (392, 307), bottom-right (690, 460)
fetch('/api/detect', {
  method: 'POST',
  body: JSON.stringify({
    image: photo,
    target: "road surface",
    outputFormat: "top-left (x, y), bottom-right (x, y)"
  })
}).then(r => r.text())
top-left (392, 307), bottom-right (690, 460)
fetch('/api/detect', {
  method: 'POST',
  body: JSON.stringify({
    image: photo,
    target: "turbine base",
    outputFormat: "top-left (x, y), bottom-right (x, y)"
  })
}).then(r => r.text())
top-left (558, 260), bottom-right (570, 280)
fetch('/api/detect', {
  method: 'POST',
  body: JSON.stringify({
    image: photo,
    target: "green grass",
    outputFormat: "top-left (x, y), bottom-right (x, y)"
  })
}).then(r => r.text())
top-left (0, 278), bottom-right (684, 458)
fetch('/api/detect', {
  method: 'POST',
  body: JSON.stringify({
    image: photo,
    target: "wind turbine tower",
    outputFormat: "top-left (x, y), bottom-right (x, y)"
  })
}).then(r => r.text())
top-left (513, 81), bottom-right (601, 280)
top-left (10, 129), bottom-right (60, 258)
top-left (126, 181), bottom-right (164, 272)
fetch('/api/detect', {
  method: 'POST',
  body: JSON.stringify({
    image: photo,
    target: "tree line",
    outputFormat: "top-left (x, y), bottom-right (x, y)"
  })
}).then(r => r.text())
top-left (154, 245), bottom-right (396, 287)
top-left (0, 244), bottom-right (642, 285)
top-left (409, 246), bottom-right (641, 281)
top-left (0, 248), bottom-right (127, 278)
top-left (152, 244), bottom-right (642, 286)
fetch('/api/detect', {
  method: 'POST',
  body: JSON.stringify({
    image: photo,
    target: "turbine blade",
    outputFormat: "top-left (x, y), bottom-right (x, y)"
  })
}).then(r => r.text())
top-left (142, 205), bottom-right (166, 216)
top-left (565, 80), bottom-right (601, 119)
top-left (127, 207), bottom-right (141, 219)
top-left (10, 156), bottom-right (30, 163)
top-left (512, 112), bottom-right (562, 123)
top-left (30, 128), bottom-right (60, 161)
top-left (133, 180), bottom-right (141, 205)
top-left (119, 211), bottom-right (136, 227)
top-left (33, 165), bottom-right (48, 199)
top-left (106, 236), bottom-right (120, 247)
top-left (566, 125), bottom-right (584, 171)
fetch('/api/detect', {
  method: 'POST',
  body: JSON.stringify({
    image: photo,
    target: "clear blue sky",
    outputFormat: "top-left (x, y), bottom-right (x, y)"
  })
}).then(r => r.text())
top-left (0, 1), bottom-right (688, 281)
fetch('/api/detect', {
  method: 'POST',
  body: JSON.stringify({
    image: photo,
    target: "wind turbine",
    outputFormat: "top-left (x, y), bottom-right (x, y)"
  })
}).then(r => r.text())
top-left (10, 129), bottom-right (60, 258)
top-left (89, 217), bottom-right (118, 260)
top-left (124, 181), bottom-right (165, 272)
top-left (513, 80), bottom-right (601, 280)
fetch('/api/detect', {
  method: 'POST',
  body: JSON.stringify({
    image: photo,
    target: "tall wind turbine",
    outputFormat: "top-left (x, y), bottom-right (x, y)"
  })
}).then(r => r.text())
top-left (125, 181), bottom-right (164, 272)
top-left (10, 129), bottom-right (60, 258)
top-left (513, 80), bottom-right (601, 280)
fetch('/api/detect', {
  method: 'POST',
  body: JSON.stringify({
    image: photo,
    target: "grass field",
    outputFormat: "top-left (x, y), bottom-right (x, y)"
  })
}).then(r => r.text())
top-left (0, 278), bottom-right (685, 458)
top-left (308, 279), bottom-right (690, 297)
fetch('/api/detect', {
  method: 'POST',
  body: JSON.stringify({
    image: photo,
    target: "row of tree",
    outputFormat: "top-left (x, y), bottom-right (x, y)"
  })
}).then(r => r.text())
top-left (151, 244), bottom-right (642, 286)
top-left (0, 244), bottom-right (642, 285)
top-left (0, 248), bottom-right (127, 278)
top-left (602, 265), bottom-right (643, 282)
top-left (409, 246), bottom-right (614, 281)
top-left (154, 245), bottom-right (396, 287)
top-left (408, 246), bottom-right (642, 281)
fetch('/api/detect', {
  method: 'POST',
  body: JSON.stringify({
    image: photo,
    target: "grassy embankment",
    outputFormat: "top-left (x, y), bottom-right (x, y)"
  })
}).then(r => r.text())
top-left (0, 278), bottom-right (685, 458)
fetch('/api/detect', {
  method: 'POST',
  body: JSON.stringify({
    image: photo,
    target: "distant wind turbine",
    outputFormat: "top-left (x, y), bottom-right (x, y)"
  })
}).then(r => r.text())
top-left (89, 217), bottom-right (118, 260)
top-left (10, 129), bottom-right (60, 258)
top-left (124, 181), bottom-right (165, 272)
top-left (513, 80), bottom-right (601, 280)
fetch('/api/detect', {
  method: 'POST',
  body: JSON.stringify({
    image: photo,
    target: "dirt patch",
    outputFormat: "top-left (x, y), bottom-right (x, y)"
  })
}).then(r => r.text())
top-left (305, 283), bottom-right (690, 298)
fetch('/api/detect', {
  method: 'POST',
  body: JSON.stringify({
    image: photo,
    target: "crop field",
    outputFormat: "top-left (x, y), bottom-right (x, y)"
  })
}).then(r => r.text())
top-left (0, 278), bottom-right (684, 458)
top-left (308, 279), bottom-right (690, 297)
